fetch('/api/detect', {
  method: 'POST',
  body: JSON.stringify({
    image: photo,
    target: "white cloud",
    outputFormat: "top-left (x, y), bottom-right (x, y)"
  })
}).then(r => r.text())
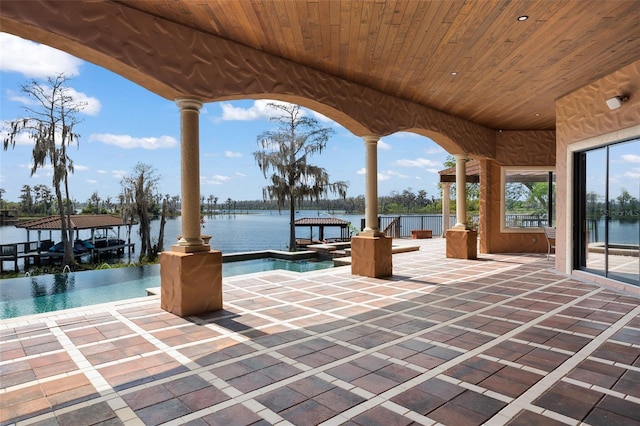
top-left (225, 151), bottom-right (242, 158)
top-left (624, 168), bottom-right (640, 179)
top-left (66, 87), bottom-right (101, 116)
top-left (97, 170), bottom-right (107, 174)
top-left (218, 100), bottom-right (287, 121)
top-left (0, 122), bottom-right (32, 145)
top-left (89, 134), bottom-right (178, 149)
top-left (378, 140), bottom-right (392, 150)
top-left (2, 121), bottom-right (90, 147)
top-left (235, 172), bottom-right (246, 177)
top-left (74, 165), bottom-right (89, 171)
top-left (201, 175), bottom-right (231, 185)
top-left (86, 179), bottom-right (98, 184)
top-left (383, 170), bottom-right (410, 179)
top-left (621, 154), bottom-right (640, 163)
top-left (6, 86), bottom-right (101, 117)
top-left (356, 168), bottom-right (406, 180)
top-left (423, 146), bottom-right (445, 155)
top-left (394, 157), bottom-right (440, 168)
top-left (111, 170), bottom-right (127, 179)
top-left (310, 110), bottom-right (332, 123)
top-left (0, 33), bottom-right (83, 78)
top-left (216, 99), bottom-right (341, 129)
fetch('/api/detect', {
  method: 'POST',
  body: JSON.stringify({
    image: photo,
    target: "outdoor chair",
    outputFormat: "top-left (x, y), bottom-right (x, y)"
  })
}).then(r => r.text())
top-left (543, 226), bottom-right (556, 260)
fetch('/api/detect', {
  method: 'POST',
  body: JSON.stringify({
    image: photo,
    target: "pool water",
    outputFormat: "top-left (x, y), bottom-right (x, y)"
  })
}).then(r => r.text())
top-left (0, 258), bottom-right (334, 319)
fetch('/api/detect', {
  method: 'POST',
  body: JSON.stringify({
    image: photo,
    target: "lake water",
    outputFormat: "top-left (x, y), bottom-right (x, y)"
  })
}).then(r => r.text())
top-left (0, 210), bottom-right (364, 267)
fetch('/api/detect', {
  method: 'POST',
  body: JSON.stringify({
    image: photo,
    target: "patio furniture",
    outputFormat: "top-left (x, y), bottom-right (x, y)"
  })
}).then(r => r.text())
top-left (543, 226), bottom-right (556, 260)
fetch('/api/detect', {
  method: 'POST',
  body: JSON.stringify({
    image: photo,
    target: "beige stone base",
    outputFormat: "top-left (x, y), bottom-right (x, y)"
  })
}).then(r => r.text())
top-left (446, 229), bottom-right (478, 259)
top-left (160, 250), bottom-right (222, 316)
top-left (351, 235), bottom-right (393, 277)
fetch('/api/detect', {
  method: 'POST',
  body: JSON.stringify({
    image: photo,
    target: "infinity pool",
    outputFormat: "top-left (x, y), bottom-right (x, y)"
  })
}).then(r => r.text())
top-left (0, 258), bottom-right (334, 319)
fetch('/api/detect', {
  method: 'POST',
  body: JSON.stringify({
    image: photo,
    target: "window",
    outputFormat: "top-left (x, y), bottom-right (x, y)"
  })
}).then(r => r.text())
top-left (501, 167), bottom-right (556, 231)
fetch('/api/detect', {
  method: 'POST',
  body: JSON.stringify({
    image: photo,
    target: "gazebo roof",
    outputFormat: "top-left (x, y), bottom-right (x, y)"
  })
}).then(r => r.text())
top-left (438, 160), bottom-right (481, 183)
top-left (16, 215), bottom-right (137, 231)
top-left (294, 217), bottom-right (350, 227)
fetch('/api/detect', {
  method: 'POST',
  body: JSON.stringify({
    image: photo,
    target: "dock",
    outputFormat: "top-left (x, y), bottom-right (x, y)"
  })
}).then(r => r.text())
top-left (0, 240), bottom-right (135, 273)
top-left (2, 214), bottom-right (138, 273)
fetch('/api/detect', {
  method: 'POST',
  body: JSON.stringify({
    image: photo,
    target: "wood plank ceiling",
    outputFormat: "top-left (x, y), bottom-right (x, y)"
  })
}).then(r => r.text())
top-left (97, 1), bottom-right (640, 130)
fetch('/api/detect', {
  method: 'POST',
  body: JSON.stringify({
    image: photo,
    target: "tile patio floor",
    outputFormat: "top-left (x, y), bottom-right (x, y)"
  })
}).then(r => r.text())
top-left (1, 238), bottom-right (639, 425)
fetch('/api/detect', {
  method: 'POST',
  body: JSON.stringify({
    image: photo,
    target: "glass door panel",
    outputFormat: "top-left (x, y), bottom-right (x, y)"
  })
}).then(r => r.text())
top-left (585, 147), bottom-right (607, 275)
top-left (606, 141), bottom-right (639, 284)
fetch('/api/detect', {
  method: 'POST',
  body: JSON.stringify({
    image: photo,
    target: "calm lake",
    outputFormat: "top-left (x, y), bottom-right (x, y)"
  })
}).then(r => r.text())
top-left (0, 210), bottom-right (364, 265)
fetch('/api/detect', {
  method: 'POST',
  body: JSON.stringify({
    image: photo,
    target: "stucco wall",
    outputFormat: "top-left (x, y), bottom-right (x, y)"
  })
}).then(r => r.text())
top-left (555, 60), bottom-right (640, 273)
top-left (479, 131), bottom-right (555, 254)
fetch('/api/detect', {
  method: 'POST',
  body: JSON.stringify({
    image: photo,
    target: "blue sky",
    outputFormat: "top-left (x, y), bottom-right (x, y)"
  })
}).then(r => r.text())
top-left (0, 33), bottom-right (449, 204)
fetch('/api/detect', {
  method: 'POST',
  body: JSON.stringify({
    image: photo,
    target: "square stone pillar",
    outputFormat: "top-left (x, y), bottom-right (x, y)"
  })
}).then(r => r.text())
top-left (160, 250), bottom-right (222, 316)
top-left (446, 229), bottom-right (478, 259)
top-left (351, 235), bottom-right (392, 277)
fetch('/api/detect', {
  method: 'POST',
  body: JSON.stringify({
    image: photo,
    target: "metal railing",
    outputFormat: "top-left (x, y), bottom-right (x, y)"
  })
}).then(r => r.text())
top-left (504, 214), bottom-right (550, 228)
top-left (359, 213), bottom-right (549, 238)
top-left (361, 215), bottom-right (456, 238)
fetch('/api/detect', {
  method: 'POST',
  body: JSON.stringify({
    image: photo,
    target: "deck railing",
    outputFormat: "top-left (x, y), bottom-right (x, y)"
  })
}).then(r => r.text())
top-left (360, 213), bottom-right (548, 238)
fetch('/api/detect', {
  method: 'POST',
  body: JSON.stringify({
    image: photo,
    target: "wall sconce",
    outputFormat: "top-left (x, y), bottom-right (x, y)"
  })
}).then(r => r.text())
top-left (605, 95), bottom-right (629, 110)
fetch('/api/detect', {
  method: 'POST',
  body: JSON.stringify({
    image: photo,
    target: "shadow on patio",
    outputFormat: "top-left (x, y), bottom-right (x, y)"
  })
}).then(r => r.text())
top-left (1, 239), bottom-right (639, 425)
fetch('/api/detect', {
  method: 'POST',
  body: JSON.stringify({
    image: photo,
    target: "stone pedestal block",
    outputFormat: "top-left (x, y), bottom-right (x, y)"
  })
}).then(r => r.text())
top-left (351, 235), bottom-right (392, 277)
top-left (446, 229), bottom-right (478, 259)
top-left (411, 230), bottom-right (433, 239)
top-left (160, 250), bottom-right (222, 316)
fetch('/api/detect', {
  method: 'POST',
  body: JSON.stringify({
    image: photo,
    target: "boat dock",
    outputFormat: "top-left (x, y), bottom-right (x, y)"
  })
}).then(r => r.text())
top-left (1, 214), bottom-right (138, 273)
top-left (0, 240), bottom-right (136, 273)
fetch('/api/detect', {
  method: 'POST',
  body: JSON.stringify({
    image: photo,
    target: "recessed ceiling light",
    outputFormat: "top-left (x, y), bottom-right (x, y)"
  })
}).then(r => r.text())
top-left (517, 15), bottom-right (529, 21)
top-left (450, 72), bottom-right (458, 76)
top-left (535, 113), bottom-right (540, 117)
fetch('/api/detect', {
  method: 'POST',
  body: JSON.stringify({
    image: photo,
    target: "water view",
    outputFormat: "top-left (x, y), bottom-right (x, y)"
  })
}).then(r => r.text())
top-left (0, 210), bottom-right (364, 268)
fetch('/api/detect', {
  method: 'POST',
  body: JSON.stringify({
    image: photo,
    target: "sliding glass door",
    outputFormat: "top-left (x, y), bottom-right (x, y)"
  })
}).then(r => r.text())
top-left (575, 138), bottom-right (639, 286)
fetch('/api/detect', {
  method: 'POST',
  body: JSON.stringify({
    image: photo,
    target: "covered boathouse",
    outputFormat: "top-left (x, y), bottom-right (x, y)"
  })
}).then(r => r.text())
top-left (0, 215), bottom-right (137, 272)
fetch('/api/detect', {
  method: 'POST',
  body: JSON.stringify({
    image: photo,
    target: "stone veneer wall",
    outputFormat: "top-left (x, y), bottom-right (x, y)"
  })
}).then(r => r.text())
top-left (479, 131), bottom-right (556, 254)
top-left (555, 60), bottom-right (640, 274)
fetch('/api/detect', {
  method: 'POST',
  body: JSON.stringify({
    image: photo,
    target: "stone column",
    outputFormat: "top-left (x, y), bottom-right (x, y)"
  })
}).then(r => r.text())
top-left (454, 153), bottom-right (467, 229)
top-left (174, 98), bottom-right (208, 252)
top-left (160, 98), bottom-right (222, 317)
top-left (442, 182), bottom-right (451, 237)
top-left (446, 153), bottom-right (477, 259)
top-left (362, 135), bottom-right (383, 236)
top-left (351, 135), bottom-right (392, 278)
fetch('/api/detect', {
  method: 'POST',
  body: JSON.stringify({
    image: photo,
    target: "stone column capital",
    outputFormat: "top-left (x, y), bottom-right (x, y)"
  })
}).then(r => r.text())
top-left (176, 98), bottom-right (203, 111)
top-left (454, 153), bottom-right (468, 161)
top-left (362, 135), bottom-right (381, 145)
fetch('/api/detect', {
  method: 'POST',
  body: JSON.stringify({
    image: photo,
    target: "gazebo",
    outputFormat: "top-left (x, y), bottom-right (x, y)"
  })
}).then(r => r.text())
top-left (294, 217), bottom-right (351, 247)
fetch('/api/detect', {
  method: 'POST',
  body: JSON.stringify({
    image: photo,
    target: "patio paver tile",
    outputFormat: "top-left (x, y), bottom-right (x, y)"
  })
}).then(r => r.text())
top-left (279, 399), bottom-right (337, 425)
top-left (351, 405), bottom-right (413, 426)
top-left (1, 239), bottom-right (639, 426)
